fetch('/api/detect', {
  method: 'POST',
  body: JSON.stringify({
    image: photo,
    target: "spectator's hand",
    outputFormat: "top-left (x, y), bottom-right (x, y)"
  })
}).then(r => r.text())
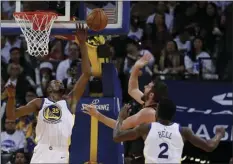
top-left (1, 89), bottom-right (8, 100)
top-left (75, 23), bottom-right (88, 44)
top-left (220, 15), bottom-right (226, 25)
top-left (6, 83), bottom-right (16, 98)
top-left (118, 104), bottom-right (131, 120)
top-left (134, 54), bottom-right (152, 69)
top-left (83, 104), bottom-right (99, 118)
top-left (215, 127), bottom-right (225, 139)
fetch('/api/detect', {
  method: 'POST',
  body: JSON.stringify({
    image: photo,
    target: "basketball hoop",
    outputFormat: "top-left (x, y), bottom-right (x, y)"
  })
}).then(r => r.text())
top-left (13, 12), bottom-right (58, 57)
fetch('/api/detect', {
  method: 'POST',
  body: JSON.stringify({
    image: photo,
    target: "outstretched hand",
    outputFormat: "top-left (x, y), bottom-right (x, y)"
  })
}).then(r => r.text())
top-left (134, 54), bottom-right (152, 69)
top-left (83, 104), bottom-right (99, 118)
top-left (5, 83), bottom-right (16, 98)
top-left (75, 22), bottom-right (88, 44)
top-left (215, 127), bottom-right (225, 138)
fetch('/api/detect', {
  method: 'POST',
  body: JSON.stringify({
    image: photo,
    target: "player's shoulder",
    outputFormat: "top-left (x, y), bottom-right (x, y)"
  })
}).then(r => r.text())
top-left (31, 98), bottom-right (43, 104)
top-left (28, 98), bottom-right (44, 109)
top-left (137, 107), bottom-right (156, 122)
top-left (140, 107), bottom-right (156, 116)
top-left (136, 123), bottom-right (152, 135)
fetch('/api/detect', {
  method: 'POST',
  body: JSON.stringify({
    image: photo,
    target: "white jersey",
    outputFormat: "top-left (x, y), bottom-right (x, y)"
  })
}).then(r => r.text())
top-left (35, 98), bottom-right (74, 148)
top-left (144, 122), bottom-right (184, 164)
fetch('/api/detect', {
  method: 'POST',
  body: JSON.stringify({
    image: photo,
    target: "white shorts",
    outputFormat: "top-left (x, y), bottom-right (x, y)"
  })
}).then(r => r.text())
top-left (30, 144), bottom-right (69, 164)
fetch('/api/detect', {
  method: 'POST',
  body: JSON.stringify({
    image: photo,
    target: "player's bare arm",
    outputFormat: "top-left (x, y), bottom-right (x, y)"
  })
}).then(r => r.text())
top-left (120, 107), bottom-right (155, 130)
top-left (128, 54), bottom-right (152, 104)
top-left (6, 84), bottom-right (41, 120)
top-left (67, 23), bottom-right (91, 114)
top-left (181, 127), bottom-right (225, 152)
top-left (83, 103), bottom-right (155, 129)
top-left (113, 107), bottom-right (150, 142)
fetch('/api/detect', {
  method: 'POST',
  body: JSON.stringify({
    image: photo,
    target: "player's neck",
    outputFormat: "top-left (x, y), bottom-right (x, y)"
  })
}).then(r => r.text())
top-left (144, 100), bottom-right (157, 108)
top-left (157, 120), bottom-right (171, 126)
top-left (48, 96), bottom-right (63, 102)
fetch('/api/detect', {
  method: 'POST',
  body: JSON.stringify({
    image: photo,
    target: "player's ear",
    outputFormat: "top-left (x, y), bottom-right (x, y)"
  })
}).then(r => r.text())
top-left (149, 92), bottom-right (154, 99)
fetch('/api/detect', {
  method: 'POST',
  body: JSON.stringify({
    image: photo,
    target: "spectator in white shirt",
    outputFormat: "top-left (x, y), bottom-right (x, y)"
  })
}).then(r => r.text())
top-left (184, 37), bottom-right (214, 75)
top-left (1, 119), bottom-right (25, 153)
top-left (56, 42), bottom-right (81, 81)
top-left (146, 2), bottom-right (175, 32)
top-left (128, 15), bottom-right (144, 41)
top-left (1, 36), bottom-right (22, 64)
top-left (174, 29), bottom-right (191, 55)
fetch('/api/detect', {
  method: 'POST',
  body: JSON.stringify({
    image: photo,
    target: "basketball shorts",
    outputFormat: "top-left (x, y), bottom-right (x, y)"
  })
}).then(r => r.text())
top-left (30, 144), bottom-right (69, 164)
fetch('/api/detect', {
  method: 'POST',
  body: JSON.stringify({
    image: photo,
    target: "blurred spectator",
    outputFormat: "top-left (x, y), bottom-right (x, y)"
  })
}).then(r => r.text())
top-left (1, 1), bottom-right (16, 20)
top-left (2, 36), bottom-right (22, 64)
top-left (198, 2), bottom-right (222, 54)
top-left (1, 119), bottom-right (25, 153)
top-left (146, 12), bottom-right (172, 58)
top-left (123, 38), bottom-right (154, 74)
top-left (146, 2), bottom-right (174, 32)
top-left (56, 42), bottom-right (80, 81)
top-left (14, 150), bottom-right (27, 164)
top-left (48, 39), bottom-right (65, 61)
top-left (128, 15), bottom-right (144, 41)
top-left (5, 63), bottom-right (28, 104)
top-left (174, 28), bottom-right (191, 55)
top-left (39, 62), bottom-right (55, 96)
top-left (154, 40), bottom-right (184, 79)
top-left (9, 48), bottom-right (21, 65)
top-left (1, 36), bottom-right (7, 63)
top-left (173, 2), bottom-right (199, 36)
top-left (184, 37), bottom-right (214, 75)
top-left (63, 60), bottom-right (80, 94)
top-left (229, 157), bottom-right (233, 164)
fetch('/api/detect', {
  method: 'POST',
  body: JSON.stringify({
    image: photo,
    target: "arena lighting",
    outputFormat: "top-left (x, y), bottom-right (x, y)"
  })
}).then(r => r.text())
top-left (181, 156), bottom-right (187, 161)
top-left (200, 160), bottom-right (207, 164)
top-left (190, 157), bottom-right (194, 161)
top-left (207, 161), bottom-right (210, 164)
top-left (195, 158), bottom-right (201, 162)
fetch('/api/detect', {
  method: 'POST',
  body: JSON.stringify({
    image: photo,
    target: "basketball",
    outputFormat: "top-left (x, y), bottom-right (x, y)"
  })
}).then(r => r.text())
top-left (86, 8), bottom-right (108, 32)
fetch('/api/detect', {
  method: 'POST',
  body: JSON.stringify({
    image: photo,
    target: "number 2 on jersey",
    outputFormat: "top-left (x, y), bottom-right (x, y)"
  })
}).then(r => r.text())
top-left (158, 143), bottom-right (169, 159)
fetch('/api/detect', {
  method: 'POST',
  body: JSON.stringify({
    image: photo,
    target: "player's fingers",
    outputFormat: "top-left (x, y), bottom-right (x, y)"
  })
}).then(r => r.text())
top-left (83, 105), bottom-right (90, 111)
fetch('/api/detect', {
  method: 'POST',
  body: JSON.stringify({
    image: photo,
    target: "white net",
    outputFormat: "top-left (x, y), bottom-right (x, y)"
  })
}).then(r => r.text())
top-left (13, 12), bottom-right (57, 57)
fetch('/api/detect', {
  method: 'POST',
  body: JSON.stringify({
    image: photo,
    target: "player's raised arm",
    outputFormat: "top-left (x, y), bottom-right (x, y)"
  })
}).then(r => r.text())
top-left (68, 23), bottom-right (91, 112)
top-left (113, 105), bottom-right (150, 142)
top-left (128, 54), bottom-right (152, 105)
top-left (181, 127), bottom-right (225, 152)
top-left (5, 84), bottom-right (41, 120)
top-left (83, 103), bottom-right (151, 129)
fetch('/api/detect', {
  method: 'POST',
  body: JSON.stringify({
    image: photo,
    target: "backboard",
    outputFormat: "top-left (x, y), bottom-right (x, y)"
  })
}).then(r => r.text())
top-left (1, 1), bottom-right (130, 35)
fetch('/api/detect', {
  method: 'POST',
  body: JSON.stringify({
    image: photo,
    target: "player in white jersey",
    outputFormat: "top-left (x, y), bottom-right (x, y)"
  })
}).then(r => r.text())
top-left (113, 98), bottom-right (225, 164)
top-left (5, 23), bottom-right (91, 164)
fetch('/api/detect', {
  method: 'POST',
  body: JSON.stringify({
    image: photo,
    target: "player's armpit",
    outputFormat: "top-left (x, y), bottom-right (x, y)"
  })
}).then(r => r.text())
top-left (15, 98), bottom-right (41, 118)
top-left (113, 123), bottom-right (150, 142)
top-left (181, 127), bottom-right (220, 152)
top-left (121, 108), bottom-right (154, 130)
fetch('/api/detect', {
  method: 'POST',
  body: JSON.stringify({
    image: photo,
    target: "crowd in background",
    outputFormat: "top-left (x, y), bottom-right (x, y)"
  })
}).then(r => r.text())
top-left (1, 1), bottom-right (232, 164)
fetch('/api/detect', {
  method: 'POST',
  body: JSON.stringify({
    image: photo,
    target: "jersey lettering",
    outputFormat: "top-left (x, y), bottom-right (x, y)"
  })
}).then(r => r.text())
top-left (158, 131), bottom-right (172, 139)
